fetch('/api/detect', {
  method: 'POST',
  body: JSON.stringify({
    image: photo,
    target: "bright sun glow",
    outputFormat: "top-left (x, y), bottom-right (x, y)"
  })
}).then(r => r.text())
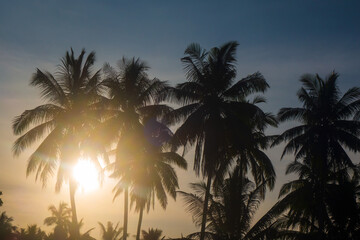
top-left (73, 159), bottom-right (99, 192)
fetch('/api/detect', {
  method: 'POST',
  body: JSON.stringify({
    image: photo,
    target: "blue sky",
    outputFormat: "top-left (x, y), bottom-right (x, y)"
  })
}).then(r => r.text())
top-left (1, 0), bottom-right (360, 238)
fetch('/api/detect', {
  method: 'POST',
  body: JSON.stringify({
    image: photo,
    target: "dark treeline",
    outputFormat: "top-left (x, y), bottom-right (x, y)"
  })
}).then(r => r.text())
top-left (1, 41), bottom-right (360, 240)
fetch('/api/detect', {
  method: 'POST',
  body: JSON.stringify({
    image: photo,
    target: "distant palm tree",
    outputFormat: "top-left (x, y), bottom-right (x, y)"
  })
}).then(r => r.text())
top-left (102, 57), bottom-right (173, 240)
top-left (98, 221), bottom-right (123, 240)
top-left (17, 224), bottom-right (47, 240)
top-left (141, 228), bottom-right (163, 240)
top-left (0, 212), bottom-right (17, 239)
top-left (44, 202), bottom-right (71, 240)
top-left (12, 49), bottom-right (105, 239)
top-left (162, 41), bottom-right (276, 240)
top-left (179, 166), bottom-right (279, 240)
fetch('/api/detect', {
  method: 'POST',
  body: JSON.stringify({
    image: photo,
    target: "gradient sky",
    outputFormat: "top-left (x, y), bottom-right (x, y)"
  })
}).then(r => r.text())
top-left (1, 0), bottom-right (360, 239)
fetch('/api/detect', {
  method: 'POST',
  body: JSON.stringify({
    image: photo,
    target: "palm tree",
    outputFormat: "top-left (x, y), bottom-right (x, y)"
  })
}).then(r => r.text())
top-left (162, 41), bottom-right (276, 240)
top-left (0, 212), bottom-right (17, 239)
top-left (272, 72), bottom-right (360, 236)
top-left (98, 221), bottom-right (123, 240)
top-left (141, 228), bottom-right (163, 240)
top-left (179, 166), bottom-right (279, 240)
top-left (129, 128), bottom-right (187, 240)
top-left (267, 162), bottom-right (360, 240)
top-left (44, 202), bottom-right (71, 240)
top-left (17, 224), bottom-right (47, 240)
top-left (12, 49), bottom-right (105, 239)
top-left (272, 72), bottom-right (360, 176)
top-left (102, 57), bottom-right (173, 240)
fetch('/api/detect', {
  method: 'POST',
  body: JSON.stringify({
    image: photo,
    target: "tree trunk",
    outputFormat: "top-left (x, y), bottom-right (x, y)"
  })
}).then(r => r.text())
top-left (199, 173), bottom-right (212, 240)
top-left (69, 177), bottom-right (79, 240)
top-left (136, 206), bottom-right (144, 240)
top-left (123, 187), bottom-right (129, 240)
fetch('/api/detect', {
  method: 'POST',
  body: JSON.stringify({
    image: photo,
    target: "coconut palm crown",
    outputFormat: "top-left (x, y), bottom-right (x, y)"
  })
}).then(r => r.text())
top-left (273, 72), bottom-right (360, 173)
top-left (12, 49), bottom-right (105, 239)
top-left (161, 41), bottom-right (277, 240)
top-left (98, 221), bottom-right (123, 240)
top-left (102, 57), bottom-right (182, 240)
top-left (44, 202), bottom-right (71, 239)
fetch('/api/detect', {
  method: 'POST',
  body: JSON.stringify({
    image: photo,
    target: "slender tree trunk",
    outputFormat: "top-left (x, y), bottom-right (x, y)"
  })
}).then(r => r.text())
top-left (136, 206), bottom-right (144, 240)
top-left (123, 187), bottom-right (129, 240)
top-left (69, 177), bottom-right (79, 240)
top-left (199, 173), bottom-right (212, 240)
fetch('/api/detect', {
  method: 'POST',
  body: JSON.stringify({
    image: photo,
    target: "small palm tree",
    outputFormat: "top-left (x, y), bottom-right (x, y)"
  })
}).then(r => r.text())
top-left (98, 221), bottom-right (123, 240)
top-left (142, 228), bottom-right (163, 240)
top-left (12, 49), bottom-right (105, 239)
top-left (179, 166), bottom-right (279, 240)
top-left (163, 41), bottom-right (276, 240)
top-left (102, 57), bottom-right (173, 240)
top-left (44, 202), bottom-right (71, 240)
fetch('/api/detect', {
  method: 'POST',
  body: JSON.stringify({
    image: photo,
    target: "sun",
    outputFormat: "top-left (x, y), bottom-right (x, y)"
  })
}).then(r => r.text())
top-left (73, 159), bottom-right (100, 192)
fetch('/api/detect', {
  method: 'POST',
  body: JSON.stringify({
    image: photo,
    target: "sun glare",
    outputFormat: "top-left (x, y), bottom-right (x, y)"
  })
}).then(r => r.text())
top-left (73, 159), bottom-right (99, 192)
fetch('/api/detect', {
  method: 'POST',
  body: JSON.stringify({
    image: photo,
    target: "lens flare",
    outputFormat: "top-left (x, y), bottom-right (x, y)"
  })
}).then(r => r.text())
top-left (73, 159), bottom-right (99, 192)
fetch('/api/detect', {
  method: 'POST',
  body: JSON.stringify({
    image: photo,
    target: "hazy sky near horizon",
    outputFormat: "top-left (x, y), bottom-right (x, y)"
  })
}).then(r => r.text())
top-left (1, 0), bottom-right (360, 238)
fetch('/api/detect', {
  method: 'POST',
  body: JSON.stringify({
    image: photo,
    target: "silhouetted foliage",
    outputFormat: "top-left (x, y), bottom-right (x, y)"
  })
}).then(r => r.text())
top-left (273, 72), bottom-right (360, 174)
top-left (179, 166), bottom-right (279, 240)
top-left (162, 41), bottom-right (276, 240)
top-left (102, 57), bottom-right (173, 240)
top-left (98, 221), bottom-right (123, 240)
top-left (0, 212), bottom-right (17, 240)
top-left (142, 228), bottom-right (163, 240)
top-left (17, 224), bottom-right (47, 240)
top-left (272, 72), bottom-right (360, 239)
top-left (44, 202), bottom-right (71, 240)
top-left (12, 48), bottom-right (106, 239)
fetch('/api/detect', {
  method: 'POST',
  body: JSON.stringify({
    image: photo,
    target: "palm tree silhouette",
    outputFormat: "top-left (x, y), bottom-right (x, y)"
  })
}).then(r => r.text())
top-left (273, 72), bottom-right (360, 176)
top-left (102, 57), bottom-right (174, 240)
top-left (98, 221), bottom-right (123, 240)
top-left (17, 224), bottom-right (47, 240)
top-left (267, 162), bottom-right (360, 240)
top-left (129, 126), bottom-right (187, 240)
top-left (272, 72), bottom-right (360, 237)
top-left (0, 212), bottom-right (17, 239)
top-left (12, 49), bottom-right (105, 239)
top-left (141, 228), bottom-right (163, 240)
top-left (44, 202), bottom-right (71, 240)
top-left (179, 165), bottom-right (279, 240)
top-left (162, 41), bottom-right (276, 240)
